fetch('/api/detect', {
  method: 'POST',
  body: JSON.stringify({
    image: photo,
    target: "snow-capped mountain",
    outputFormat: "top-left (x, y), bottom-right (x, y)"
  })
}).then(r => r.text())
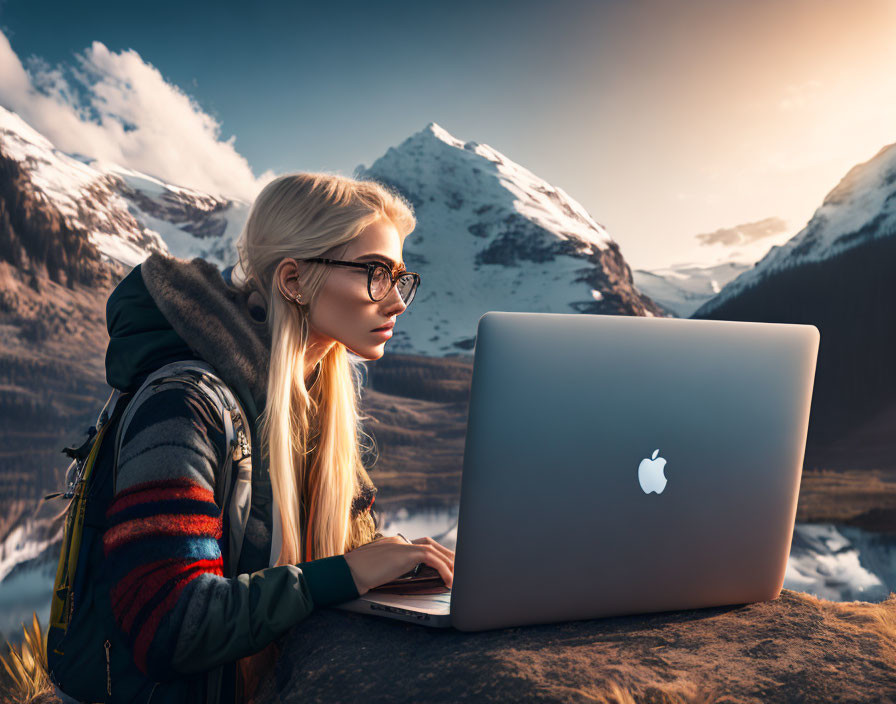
top-left (1, 110), bottom-right (664, 358)
top-left (691, 140), bottom-right (896, 468)
top-left (356, 122), bottom-right (665, 356)
top-left (632, 260), bottom-right (753, 318)
top-left (695, 141), bottom-right (896, 317)
top-left (0, 104), bottom-right (248, 272)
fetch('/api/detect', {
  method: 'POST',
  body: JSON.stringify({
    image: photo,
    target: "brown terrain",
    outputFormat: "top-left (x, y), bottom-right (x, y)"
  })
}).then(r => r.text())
top-left (797, 467), bottom-right (896, 534)
top-left (256, 589), bottom-right (896, 704)
top-left (0, 261), bottom-right (111, 539)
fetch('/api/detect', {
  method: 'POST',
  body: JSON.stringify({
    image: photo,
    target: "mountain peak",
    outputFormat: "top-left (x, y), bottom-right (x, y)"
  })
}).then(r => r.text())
top-left (412, 121), bottom-right (465, 149)
top-left (408, 122), bottom-right (464, 149)
top-left (409, 122), bottom-right (497, 162)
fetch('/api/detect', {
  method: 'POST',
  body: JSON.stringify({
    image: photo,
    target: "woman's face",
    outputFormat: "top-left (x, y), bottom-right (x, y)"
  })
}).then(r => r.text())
top-left (279, 218), bottom-right (409, 362)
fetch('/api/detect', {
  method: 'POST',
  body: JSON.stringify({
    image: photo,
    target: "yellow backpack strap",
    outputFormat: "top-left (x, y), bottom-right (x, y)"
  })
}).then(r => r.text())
top-left (49, 389), bottom-right (127, 638)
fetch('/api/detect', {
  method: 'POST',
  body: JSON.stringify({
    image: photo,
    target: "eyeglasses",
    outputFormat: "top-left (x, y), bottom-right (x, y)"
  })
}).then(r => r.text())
top-left (299, 258), bottom-right (421, 306)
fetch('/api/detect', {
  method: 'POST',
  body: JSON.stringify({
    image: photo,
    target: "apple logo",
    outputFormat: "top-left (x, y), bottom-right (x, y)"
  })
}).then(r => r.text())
top-left (638, 449), bottom-right (668, 494)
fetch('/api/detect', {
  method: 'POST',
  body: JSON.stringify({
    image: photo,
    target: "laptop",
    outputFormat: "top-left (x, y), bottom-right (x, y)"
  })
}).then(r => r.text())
top-left (334, 311), bottom-right (820, 631)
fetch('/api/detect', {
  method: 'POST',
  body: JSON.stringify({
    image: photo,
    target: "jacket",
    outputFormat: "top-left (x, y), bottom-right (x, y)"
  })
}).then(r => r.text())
top-left (100, 252), bottom-right (378, 703)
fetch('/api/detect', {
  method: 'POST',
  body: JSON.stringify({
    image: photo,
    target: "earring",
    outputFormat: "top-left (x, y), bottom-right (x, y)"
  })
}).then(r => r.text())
top-left (282, 287), bottom-right (303, 303)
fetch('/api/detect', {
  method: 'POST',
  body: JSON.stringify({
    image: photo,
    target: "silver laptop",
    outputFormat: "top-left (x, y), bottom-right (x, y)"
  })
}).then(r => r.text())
top-left (334, 311), bottom-right (820, 631)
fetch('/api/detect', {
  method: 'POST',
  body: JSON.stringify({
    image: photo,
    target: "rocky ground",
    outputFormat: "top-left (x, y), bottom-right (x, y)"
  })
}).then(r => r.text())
top-left (255, 589), bottom-right (896, 704)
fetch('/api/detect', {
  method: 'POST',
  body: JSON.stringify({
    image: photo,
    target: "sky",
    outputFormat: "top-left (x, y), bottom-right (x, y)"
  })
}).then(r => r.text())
top-left (1, 0), bottom-right (895, 270)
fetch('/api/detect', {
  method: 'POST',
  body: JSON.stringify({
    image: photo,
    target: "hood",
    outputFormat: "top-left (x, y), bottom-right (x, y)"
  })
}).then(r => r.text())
top-left (105, 253), bottom-right (271, 425)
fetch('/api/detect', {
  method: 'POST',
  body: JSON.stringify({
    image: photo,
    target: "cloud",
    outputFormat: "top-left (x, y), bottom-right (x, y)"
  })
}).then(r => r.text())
top-left (0, 30), bottom-right (274, 201)
top-left (695, 216), bottom-right (789, 247)
top-left (778, 79), bottom-right (823, 112)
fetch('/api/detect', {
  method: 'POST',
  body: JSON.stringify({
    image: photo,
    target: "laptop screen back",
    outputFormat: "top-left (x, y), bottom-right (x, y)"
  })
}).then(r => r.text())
top-left (450, 312), bottom-right (819, 631)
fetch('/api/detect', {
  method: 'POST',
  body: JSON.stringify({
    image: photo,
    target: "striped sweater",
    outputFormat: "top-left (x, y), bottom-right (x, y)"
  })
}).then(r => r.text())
top-left (101, 383), bottom-right (360, 682)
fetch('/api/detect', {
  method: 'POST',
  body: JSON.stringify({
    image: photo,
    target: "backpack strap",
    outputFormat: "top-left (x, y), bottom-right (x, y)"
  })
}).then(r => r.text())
top-left (48, 388), bottom-right (132, 639)
top-left (112, 360), bottom-right (253, 574)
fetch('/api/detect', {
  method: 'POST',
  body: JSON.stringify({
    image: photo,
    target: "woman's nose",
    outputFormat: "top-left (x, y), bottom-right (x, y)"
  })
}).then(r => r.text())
top-left (384, 281), bottom-right (408, 313)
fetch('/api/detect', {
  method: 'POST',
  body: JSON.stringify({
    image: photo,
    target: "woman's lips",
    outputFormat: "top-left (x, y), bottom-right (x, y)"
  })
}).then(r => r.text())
top-left (371, 328), bottom-right (393, 338)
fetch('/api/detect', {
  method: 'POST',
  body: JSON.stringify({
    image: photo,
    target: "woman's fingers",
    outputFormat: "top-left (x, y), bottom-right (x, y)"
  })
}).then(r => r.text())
top-left (411, 536), bottom-right (455, 562)
top-left (416, 544), bottom-right (453, 588)
top-left (346, 535), bottom-right (455, 590)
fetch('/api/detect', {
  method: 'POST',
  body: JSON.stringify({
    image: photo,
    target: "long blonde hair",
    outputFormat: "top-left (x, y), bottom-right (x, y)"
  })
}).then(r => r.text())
top-left (232, 172), bottom-right (416, 565)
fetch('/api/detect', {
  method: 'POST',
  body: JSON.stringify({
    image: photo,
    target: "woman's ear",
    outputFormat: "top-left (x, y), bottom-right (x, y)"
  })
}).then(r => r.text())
top-left (275, 258), bottom-right (303, 302)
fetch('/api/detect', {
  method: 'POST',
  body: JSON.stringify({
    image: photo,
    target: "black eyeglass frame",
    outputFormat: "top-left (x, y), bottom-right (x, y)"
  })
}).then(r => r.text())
top-left (299, 257), bottom-right (421, 304)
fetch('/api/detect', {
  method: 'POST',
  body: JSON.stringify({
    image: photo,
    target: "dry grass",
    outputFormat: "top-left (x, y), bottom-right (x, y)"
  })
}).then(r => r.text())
top-left (826, 592), bottom-right (896, 661)
top-left (594, 679), bottom-right (724, 704)
top-left (0, 612), bottom-right (55, 704)
top-left (533, 676), bottom-right (725, 704)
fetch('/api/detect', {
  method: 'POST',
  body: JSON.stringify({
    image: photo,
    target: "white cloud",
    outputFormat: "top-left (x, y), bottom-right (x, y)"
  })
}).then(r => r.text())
top-left (695, 216), bottom-right (789, 247)
top-left (778, 78), bottom-right (824, 112)
top-left (0, 30), bottom-right (274, 201)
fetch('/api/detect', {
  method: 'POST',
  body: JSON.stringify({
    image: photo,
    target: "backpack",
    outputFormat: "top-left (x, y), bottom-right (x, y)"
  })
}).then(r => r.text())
top-left (43, 360), bottom-right (253, 703)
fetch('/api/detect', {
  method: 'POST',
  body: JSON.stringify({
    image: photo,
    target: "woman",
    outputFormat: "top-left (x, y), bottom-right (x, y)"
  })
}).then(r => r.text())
top-left (100, 173), bottom-right (455, 703)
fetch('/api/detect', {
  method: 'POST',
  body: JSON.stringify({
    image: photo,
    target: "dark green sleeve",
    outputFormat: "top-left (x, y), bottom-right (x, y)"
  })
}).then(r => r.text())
top-left (299, 554), bottom-right (361, 606)
top-left (169, 555), bottom-right (360, 674)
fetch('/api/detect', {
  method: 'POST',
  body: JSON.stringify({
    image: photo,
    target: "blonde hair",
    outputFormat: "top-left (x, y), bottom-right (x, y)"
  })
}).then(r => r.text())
top-left (232, 172), bottom-right (416, 565)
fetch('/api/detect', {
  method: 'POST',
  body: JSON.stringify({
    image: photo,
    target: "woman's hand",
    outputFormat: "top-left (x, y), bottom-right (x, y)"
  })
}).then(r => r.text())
top-left (343, 535), bottom-right (455, 596)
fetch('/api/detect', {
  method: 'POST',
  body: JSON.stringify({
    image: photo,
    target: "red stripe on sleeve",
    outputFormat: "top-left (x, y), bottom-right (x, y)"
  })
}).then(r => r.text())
top-left (104, 514), bottom-right (222, 553)
top-left (107, 483), bottom-right (216, 518)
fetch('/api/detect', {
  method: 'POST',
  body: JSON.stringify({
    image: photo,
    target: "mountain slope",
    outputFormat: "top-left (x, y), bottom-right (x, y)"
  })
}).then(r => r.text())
top-left (357, 122), bottom-right (665, 356)
top-left (692, 142), bottom-right (896, 469)
top-left (0, 104), bottom-right (248, 271)
top-left (696, 141), bottom-right (896, 317)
